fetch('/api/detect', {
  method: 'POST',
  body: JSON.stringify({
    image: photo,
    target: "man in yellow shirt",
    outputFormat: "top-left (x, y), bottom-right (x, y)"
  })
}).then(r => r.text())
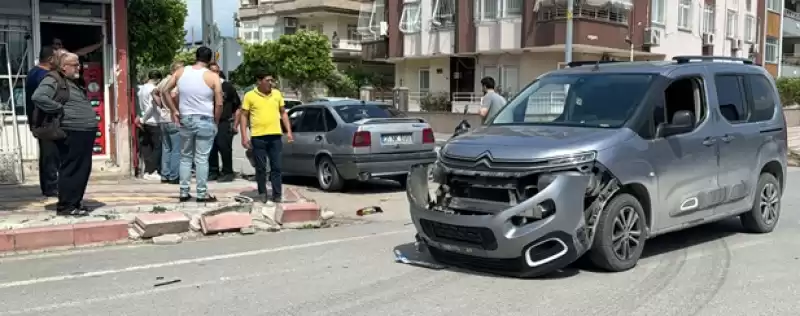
top-left (239, 72), bottom-right (294, 203)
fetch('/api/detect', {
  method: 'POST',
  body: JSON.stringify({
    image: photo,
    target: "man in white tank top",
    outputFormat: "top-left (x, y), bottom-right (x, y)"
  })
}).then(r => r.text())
top-left (159, 47), bottom-right (223, 202)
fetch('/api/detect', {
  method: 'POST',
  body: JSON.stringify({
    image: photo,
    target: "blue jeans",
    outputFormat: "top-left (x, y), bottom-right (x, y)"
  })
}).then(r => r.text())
top-left (251, 135), bottom-right (283, 199)
top-left (179, 115), bottom-right (217, 198)
top-left (160, 122), bottom-right (180, 180)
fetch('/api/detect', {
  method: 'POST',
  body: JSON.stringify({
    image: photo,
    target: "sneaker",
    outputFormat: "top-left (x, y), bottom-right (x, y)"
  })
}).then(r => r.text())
top-left (217, 173), bottom-right (235, 183)
top-left (197, 195), bottom-right (218, 203)
top-left (143, 172), bottom-right (161, 181)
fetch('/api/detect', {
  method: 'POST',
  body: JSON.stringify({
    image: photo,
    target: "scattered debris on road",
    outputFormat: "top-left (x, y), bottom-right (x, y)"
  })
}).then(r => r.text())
top-left (153, 279), bottom-right (182, 287)
top-left (356, 206), bottom-right (384, 216)
top-left (152, 234), bottom-right (183, 245)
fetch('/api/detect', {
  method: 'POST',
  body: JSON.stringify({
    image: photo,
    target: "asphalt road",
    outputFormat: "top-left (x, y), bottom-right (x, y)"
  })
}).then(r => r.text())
top-left (2, 170), bottom-right (800, 316)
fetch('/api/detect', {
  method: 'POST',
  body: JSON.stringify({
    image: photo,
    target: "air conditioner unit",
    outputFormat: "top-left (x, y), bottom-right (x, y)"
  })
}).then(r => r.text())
top-left (643, 29), bottom-right (662, 47)
top-left (702, 33), bottom-right (714, 46)
top-left (731, 38), bottom-right (742, 50)
top-left (379, 21), bottom-right (388, 36)
top-left (284, 17), bottom-right (298, 27)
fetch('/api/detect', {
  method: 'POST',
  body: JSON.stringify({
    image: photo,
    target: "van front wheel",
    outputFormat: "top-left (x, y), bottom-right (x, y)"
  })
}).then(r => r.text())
top-left (741, 173), bottom-right (781, 234)
top-left (588, 193), bottom-right (647, 272)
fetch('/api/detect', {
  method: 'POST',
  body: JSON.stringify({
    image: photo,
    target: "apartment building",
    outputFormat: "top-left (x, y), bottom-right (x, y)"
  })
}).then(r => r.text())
top-left (648, 0), bottom-right (781, 76)
top-left (237, 0), bottom-right (393, 78)
top-left (781, 0), bottom-right (800, 76)
top-left (358, 0), bottom-right (781, 110)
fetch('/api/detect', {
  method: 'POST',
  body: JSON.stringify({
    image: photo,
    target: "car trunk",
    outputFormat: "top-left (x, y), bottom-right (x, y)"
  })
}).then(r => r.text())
top-left (353, 118), bottom-right (435, 154)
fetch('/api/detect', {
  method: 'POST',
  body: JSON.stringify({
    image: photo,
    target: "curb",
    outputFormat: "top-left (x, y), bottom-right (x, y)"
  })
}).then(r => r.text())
top-left (0, 188), bottom-right (325, 254)
top-left (0, 220), bottom-right (129, 253)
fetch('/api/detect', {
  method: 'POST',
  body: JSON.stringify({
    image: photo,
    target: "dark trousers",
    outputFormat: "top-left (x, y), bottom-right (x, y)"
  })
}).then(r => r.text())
top-left (38, 138), bottom-right (60, 195)
top-left (251, 135), bottom-right (282, 199)
top-left (140, 124), bottom-right (162, 174)
top-left (209, 120), bottom-right (234, 176)
top-left (55, 130), bottom-right (95, 212)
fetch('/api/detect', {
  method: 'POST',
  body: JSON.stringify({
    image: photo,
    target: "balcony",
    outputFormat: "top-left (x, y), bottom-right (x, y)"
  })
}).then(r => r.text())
top-left (361, 37), bottom-right (389, 60)
top-left (533, 5), bottom-right (630, 50)
top-left (785, 10), bottom-right (800, 37)
top-left (239, 0), bottom-right (362, 19)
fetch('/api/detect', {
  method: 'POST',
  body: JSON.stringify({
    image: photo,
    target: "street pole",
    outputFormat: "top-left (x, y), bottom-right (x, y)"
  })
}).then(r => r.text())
top-left (565, 0), bottom-right (573, 64)
top-left (201, 0), bottom-right (214, 47)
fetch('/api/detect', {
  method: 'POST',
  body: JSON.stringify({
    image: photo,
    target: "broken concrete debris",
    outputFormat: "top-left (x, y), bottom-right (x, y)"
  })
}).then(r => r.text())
top-left (152, 234), bottom-right (183, 245)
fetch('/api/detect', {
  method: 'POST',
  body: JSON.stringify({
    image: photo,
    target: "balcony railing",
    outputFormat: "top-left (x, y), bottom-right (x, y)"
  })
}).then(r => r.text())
top-left (332, 39), bottom-right (362, 51)
top-left (537, 6), bottom-right (629, 24)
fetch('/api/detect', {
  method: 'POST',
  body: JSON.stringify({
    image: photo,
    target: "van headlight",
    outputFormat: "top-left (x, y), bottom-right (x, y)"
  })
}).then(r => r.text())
top-left (542, 151), bottom-right (596, 167)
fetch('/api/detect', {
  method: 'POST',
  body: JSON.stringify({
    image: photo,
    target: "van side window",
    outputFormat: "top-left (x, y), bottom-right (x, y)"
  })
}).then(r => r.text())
top-left (653, 76), bottom-right (706, 137)
top-left (715, 75), bottom-right (749, 123)
top-left (746, 74), bottom-right (777, 122)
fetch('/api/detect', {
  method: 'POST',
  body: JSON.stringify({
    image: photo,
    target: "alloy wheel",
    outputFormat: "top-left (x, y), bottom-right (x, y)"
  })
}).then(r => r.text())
top-left (760, 182), bottom-right (780, 226)
top-left (611, 206), bottom-right (642, 261)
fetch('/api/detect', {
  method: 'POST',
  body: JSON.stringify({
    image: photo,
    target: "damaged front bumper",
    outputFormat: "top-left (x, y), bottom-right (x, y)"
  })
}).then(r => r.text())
top-left (406, 163), bottom-right (593, 278)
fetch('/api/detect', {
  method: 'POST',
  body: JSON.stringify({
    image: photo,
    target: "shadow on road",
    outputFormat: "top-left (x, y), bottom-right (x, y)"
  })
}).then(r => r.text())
top-left (278, 176), bottom-right (406, 195)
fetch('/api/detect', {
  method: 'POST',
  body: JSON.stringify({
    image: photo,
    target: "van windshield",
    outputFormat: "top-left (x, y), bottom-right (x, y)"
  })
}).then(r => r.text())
top-left (489, 73), bottom-right (655, 128)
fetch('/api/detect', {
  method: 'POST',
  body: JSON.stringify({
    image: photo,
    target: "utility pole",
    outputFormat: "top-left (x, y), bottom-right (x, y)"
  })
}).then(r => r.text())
top-left (564, 0), bottom-right (573, 64)
top-left (201, 0), bottom-right (214, 47)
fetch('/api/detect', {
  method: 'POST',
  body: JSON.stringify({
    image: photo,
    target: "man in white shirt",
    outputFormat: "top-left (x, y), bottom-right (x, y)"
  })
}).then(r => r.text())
top-left (136, 70), bottom-right (164, 180)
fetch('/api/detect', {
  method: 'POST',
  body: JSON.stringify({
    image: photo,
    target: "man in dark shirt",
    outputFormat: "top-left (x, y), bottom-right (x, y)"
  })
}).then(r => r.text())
top-left (26, 46), bottom-right (59, 197)
top-left (208, 63), bottom-right (241, 182)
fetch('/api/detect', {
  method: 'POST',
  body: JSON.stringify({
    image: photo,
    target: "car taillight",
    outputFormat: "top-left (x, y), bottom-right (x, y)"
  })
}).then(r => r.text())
top-left (422, 128), bottom-right (435, 144)
top-left (352, 131), bottom-right (371, 147)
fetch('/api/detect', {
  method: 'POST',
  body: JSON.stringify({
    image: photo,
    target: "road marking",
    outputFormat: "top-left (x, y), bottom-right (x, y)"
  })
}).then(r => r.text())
top-left (0, 269), bottom-right (298, 315)
top-left (0, 229), bottom-right (413, 290)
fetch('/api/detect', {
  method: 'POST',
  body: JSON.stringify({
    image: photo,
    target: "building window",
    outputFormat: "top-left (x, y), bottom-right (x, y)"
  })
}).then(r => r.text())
top-left (399, 1), bottom-right (421, 33)
top-left (431, 0), bottom-right (456, 28)
top-left (475, 0), bottom-right (499, 21)
top-left (744, 15), bottom-right (755, 42)
top-left (767, 0), bottom-right (781, 11)
top-left (677, 0), bottom-right (692, 30)
top-left (651, 0), bottom-right (666, 25)
top-left (726, 10), bottom-right (738, 38)
top-left (500, 66), bottom-right (520, 97)
top-left (418, 68), bottom-right (430, 92)
top-left (702, 5), bottom-right (715, 33)
top-left (346, 24), bottom-right (359, 41)
top-left (765, 37), bottom-right (778, 63)
top-left (502, 0), bottom-right (522, 18)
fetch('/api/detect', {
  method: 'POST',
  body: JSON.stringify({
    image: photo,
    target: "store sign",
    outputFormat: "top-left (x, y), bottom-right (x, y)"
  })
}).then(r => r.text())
top-left (39, 1), bottom-right (103, 18)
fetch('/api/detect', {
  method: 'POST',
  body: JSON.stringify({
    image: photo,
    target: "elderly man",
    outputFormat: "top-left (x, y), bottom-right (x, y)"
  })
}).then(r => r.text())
top-left (32, 52), bottom-right (97, 216)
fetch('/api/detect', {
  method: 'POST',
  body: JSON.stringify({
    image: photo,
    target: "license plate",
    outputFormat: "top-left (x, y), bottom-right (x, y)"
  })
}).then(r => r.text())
top-left (381, 133), bottom-right (413, 145)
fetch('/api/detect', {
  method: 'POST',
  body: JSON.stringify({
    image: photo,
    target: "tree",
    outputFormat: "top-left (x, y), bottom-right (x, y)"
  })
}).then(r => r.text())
top-left (230, 31), bottom-right (335, 99)
top-left (128, 0), bottom-right (188, 67)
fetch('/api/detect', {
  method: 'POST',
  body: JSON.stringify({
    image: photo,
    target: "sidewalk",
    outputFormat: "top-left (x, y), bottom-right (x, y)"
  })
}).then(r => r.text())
top-left (0, 179), bottom-right (322, 255)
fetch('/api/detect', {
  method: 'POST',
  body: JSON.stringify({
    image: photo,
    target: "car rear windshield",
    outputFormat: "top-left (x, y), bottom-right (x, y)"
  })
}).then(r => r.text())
top-left (334, 104), bottom-right (406, 123)
top-left (489, 73), bottom-right (655, 128)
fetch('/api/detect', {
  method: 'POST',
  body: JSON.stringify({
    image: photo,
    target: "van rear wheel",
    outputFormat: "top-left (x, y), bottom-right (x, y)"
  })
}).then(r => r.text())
top-left (741, 173), bottom-right (781, 234)
top-left (588, 193), bottom-right (647, 272)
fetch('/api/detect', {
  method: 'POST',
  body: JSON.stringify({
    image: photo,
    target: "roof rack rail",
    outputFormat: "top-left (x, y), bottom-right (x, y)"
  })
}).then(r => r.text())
top-left (672, 55), bottom-right (754, 65)
top-left (566, 60), bottom-right (623, 68)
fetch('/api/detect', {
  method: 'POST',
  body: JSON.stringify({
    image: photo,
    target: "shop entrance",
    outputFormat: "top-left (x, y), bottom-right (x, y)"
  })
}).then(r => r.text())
top-left (40, 21), bottom-right (108, 157)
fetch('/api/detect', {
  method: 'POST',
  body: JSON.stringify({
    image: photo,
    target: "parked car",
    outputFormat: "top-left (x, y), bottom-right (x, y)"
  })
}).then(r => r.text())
top-left (407, 56), bottom-right (787, 278)
top-left (281, 100), bottom-right (438, 191)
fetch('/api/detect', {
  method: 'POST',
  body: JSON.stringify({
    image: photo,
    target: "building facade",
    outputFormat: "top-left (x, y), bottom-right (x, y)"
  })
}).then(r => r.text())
top-left (358, 0), bottom-right (782, 111)
top-left (0, 0), bottom-right (133, 184)
top-left (237, 0), bottom-right (394, 90)
top-left (648, 0), bottom-right (781, 77)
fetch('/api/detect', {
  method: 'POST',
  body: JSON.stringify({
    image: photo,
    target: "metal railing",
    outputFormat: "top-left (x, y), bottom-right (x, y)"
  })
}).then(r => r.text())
top-left (537, 6), bottom-right (629, 24)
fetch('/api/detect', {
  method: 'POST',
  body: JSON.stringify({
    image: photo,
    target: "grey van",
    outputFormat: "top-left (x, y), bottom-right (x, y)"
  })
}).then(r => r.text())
top-left (406, 56), bottom-right (787, 277)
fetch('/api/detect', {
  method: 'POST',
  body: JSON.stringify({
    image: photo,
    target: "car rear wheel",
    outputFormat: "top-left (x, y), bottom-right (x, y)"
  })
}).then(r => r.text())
top-left (741, 173), bottom-right (781, 234)
top-left (588, 193), bottom-right (647, 272)
top-left (316, 156), bottom-right (344, 192)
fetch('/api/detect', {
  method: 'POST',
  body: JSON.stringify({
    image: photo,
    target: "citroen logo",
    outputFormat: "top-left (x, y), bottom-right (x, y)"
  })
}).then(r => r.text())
top-left (473, 151), bottom-right (492, 168)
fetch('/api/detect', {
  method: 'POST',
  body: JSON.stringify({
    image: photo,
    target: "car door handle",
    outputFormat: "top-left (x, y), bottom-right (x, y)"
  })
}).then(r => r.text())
top-left (701, 137), bottom-right (716, 146)
top-left (314, 135), bottom-right (323, 142)
top-left (720, 134), bottom-right (734, 143)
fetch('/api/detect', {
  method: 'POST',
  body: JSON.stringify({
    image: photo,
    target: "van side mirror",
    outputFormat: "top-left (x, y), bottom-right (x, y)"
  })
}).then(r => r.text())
top-left (656, 110), bottom-right (695, 138)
